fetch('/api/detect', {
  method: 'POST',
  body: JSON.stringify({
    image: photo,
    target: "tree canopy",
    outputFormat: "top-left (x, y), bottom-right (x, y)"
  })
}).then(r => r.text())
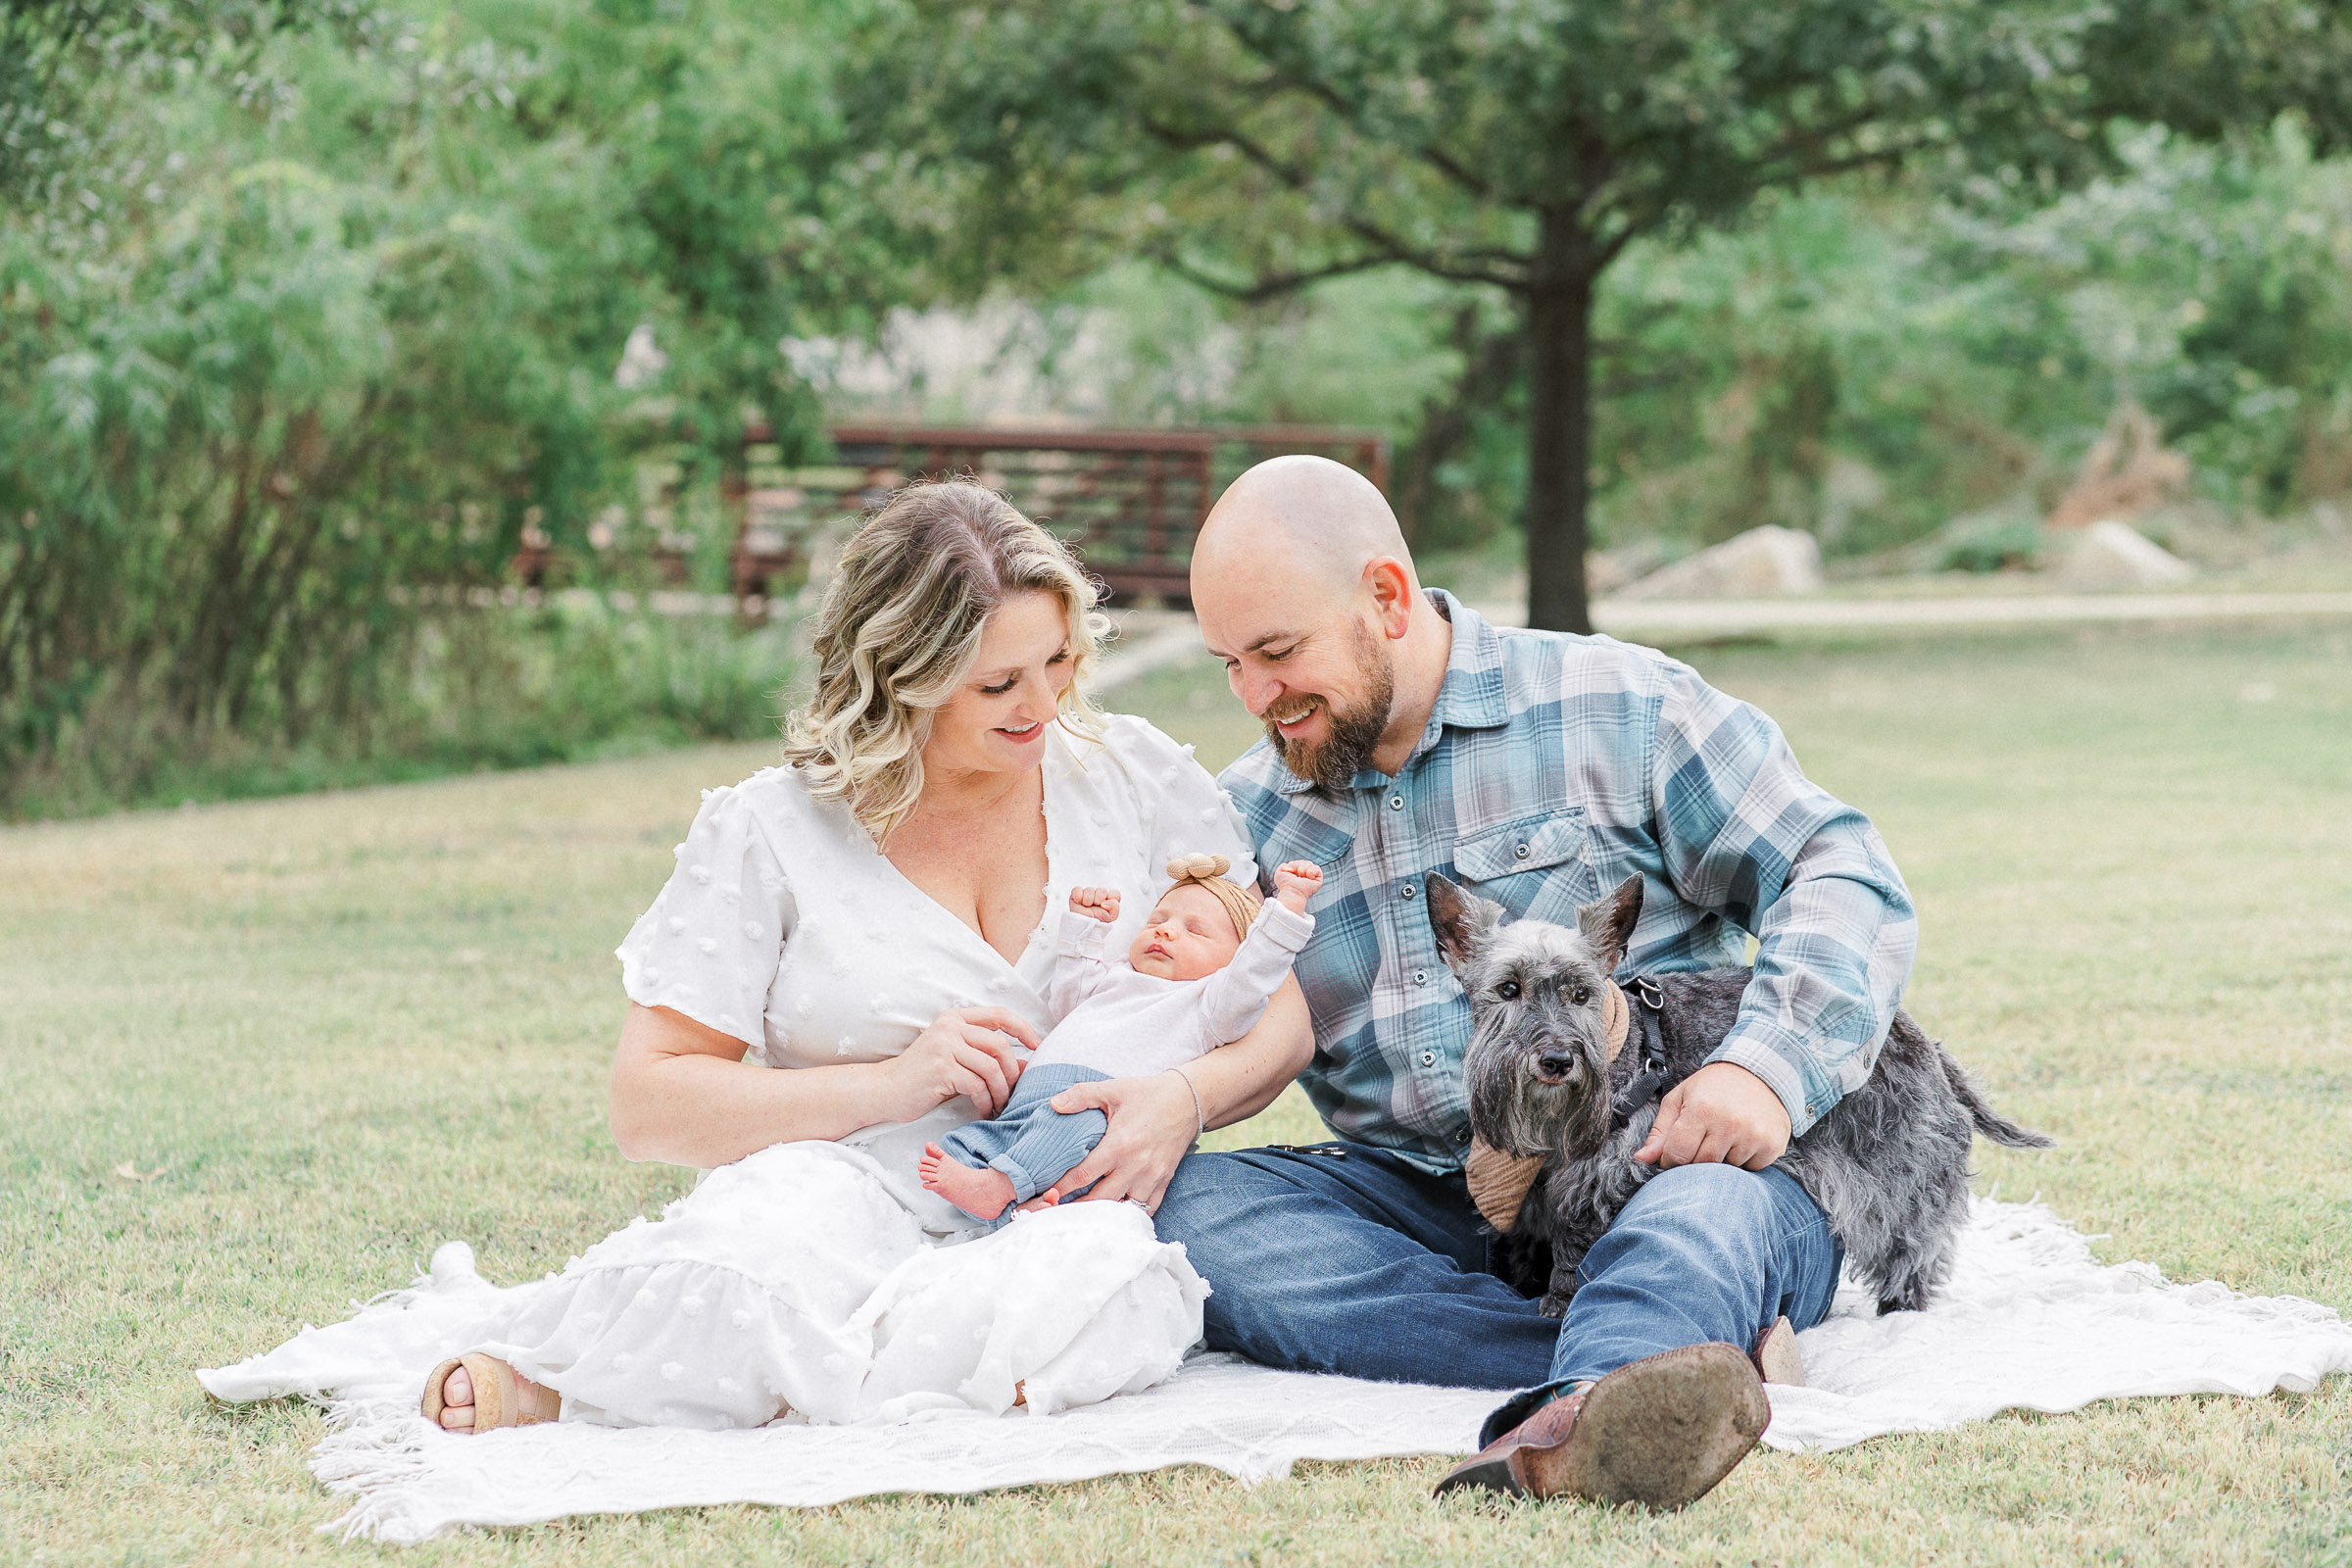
top-left (0, 0), bottom-right (877, 796)
top-left (855, 0), bottom-right (2352, 629)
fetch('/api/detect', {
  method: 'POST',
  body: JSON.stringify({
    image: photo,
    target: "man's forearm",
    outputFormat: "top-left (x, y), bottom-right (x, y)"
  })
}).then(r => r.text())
top-left (1713, 835), bottom-right (1918, 1136)
top-left (1651, 668), bottom-right (1918, 1138)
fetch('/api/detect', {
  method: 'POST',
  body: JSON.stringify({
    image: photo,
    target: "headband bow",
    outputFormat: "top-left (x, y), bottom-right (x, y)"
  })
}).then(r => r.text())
top-left (1163, 853), bottom-right (1258, 942)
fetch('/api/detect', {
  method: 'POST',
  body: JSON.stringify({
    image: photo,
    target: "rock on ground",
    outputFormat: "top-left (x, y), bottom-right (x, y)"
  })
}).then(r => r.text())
top-left (1616, 525), bottom-right (1826, 600)
top-left (2053, 519), bottom-right (2195, 591)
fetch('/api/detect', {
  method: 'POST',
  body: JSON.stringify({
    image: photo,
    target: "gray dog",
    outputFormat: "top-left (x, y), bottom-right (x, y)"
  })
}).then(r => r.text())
top-left (1427, 871), bottom-right (2052, 1318)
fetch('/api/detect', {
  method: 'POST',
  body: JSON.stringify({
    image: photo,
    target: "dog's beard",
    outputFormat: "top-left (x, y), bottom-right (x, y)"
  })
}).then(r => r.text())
top-left (1268, 622), bottom-right (1396, 795)
top-left (1466, 1019), bottom-right (1617, 1160)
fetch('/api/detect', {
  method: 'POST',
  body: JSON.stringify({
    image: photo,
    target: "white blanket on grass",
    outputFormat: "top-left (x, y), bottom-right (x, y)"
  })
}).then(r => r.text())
top-left (200, 1198), bottom-right (2352, 1544)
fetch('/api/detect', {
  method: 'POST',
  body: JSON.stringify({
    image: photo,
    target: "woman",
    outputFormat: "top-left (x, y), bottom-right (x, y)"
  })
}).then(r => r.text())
top-left (422, 481), bottom-right (1311, 1433)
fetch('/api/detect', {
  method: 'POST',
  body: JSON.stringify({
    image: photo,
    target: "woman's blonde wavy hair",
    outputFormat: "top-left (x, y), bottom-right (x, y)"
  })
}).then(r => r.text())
top-left (783, 480), bottom-right (1110, 846)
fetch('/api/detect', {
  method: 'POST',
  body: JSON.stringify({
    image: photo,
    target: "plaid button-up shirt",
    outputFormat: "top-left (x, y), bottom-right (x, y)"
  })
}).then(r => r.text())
top-left (1220, 591), bottom-right (1917, 1173)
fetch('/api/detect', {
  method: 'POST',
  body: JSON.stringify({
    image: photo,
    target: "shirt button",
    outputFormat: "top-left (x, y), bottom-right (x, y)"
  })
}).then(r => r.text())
top-left (1455, 1128), bottom-right (1472, 1145)
top-left (1514, 842), bottom-right (1531, 860)
top-left (1400, 883), bottom-right (1417, 901)
top-left (1420, 1051), bottom-right (1437, 1067)
top-left (1389, 796), bottom-right (1404, 811)
top-left (1413, 968), bottom-right (1428, 986)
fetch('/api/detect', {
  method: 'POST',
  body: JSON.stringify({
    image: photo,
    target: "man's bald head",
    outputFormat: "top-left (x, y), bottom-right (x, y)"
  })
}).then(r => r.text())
top-left (1192, 454), bottom-right (1417, 604)
top-left (1190, 455), bottom-right (1451, 791)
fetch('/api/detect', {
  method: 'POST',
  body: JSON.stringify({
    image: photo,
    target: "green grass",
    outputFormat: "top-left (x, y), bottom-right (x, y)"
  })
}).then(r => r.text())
top-left (5, 618), bottom-right (2350, 1565)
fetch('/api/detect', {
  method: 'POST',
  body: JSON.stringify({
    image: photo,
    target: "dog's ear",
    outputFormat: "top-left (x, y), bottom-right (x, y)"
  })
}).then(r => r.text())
top-left (1426, 871), bottom-right (1504, 976)
top-left (1576, 873), bottom-right (1643, 974)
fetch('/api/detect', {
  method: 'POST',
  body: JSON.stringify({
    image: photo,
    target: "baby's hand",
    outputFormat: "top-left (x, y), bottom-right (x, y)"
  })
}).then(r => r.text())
top-left (1069, 885), bottom-right (1121, 923)
top-left (1272, 860), bottom-right (1322, 915)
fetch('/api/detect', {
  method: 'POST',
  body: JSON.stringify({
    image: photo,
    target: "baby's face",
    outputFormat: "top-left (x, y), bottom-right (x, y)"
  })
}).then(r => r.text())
top-left (1128, 882), bottom-right (1245, 981)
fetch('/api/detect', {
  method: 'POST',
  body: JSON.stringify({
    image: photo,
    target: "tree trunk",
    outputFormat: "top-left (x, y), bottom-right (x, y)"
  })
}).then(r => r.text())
top-left (1523, 215), bottom-right (1596, 634)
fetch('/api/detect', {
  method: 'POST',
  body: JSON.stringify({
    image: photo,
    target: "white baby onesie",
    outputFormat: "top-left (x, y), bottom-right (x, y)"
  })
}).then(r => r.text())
top-left (1033, 899), bottom-right (1315, 1076)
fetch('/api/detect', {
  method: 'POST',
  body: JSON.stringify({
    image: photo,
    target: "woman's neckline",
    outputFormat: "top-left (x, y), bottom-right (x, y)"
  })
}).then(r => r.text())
top-left (872, 732), bottom-right (1071, 969)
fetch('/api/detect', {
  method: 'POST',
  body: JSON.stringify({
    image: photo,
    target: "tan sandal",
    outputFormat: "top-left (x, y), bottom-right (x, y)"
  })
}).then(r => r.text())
top-left (1751, 1315), bottom-right (1806, 1387)
top-left (420, 1353), bottom-right (561, 1433)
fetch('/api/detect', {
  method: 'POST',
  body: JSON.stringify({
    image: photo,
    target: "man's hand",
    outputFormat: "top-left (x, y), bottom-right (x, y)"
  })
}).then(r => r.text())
top-left (1634, 1061), bottom-right (1791, 1172)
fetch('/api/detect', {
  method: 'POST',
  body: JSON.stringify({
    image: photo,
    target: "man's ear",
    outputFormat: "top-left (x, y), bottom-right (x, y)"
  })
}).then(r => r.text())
top-left (1427, 872), bottom-right (1504, 976)
top-left (1577, 873), bottom-right (1643, 975)
top-left (1364, 557), bottom-right (1415, 639)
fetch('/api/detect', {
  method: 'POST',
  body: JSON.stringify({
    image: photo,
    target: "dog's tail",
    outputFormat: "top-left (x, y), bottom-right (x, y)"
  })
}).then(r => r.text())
top-left (1941, 1053), bottom-right (2056, 1149)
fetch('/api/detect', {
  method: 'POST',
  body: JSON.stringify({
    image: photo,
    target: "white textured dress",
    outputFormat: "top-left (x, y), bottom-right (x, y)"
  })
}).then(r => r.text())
top-left (468, 713), bottom-right (1259, 1429)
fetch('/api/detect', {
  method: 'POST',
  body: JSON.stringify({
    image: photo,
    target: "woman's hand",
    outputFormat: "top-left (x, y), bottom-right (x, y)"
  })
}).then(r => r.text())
top-left (1033, 1071), bottom-right (1200, 1213)
top-left (882, 1007), bottom-right (1042, 1122)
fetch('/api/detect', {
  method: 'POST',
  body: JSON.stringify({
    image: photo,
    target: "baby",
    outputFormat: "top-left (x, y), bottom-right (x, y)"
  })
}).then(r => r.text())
top-left (918, 853), bottom-right (1323, 1223)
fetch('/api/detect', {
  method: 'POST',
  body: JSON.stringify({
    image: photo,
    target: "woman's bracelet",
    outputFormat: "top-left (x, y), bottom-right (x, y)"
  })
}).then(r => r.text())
top-left (1165, 1065), bottom-right (1204, 1140)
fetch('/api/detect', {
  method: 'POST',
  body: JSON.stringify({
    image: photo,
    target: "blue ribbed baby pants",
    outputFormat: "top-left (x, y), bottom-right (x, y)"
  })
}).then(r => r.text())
top-left (939, 1063), bottom-right (1112, 1219)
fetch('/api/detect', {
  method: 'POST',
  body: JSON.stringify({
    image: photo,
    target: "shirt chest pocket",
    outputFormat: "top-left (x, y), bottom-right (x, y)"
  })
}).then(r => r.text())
top-left (1258, 804), bottom-right (1360, 879)
top-left (1451, 809), bottom-right (1600, 926)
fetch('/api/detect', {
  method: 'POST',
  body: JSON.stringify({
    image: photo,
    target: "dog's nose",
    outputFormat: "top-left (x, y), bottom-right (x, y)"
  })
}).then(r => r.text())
top-left (1535, 1050), bottom-right (1577, 1081)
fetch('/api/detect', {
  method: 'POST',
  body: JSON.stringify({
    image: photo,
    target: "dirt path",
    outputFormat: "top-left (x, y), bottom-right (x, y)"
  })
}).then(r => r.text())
top-left (1091, 590), bottom-right (2352, 690)
top-left (1574, 588), bottom-right (2352, 639)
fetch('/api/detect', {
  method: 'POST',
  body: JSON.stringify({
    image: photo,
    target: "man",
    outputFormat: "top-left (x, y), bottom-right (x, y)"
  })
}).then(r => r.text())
top-left (1154, 456), bottom-right (1916, 1508)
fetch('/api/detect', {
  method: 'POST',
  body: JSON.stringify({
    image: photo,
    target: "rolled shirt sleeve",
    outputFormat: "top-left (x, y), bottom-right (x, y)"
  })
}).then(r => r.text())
top-left (1649, 665), bottom-right (1919, 1136)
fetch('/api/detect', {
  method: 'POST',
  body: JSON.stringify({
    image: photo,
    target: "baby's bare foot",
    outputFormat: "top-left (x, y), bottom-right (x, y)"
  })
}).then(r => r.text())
top-left (919, 1142), bottom-right (1017, 1220)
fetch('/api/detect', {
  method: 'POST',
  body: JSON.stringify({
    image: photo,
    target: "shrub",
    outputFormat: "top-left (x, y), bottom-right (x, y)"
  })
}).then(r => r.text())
top-left (3, 600), bottom-right (801, 820)
top-left (0, 1), bottom-right (860, 816)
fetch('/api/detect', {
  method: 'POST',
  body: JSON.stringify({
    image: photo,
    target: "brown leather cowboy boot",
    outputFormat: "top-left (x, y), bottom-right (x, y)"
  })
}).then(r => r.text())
top-left (1434, 1343), bottom-right (1769, 1509)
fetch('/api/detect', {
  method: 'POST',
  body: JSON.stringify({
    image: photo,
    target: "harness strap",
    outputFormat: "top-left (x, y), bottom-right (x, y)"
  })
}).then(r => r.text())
top-left (1609, 975), bottom-right (1674, 1128)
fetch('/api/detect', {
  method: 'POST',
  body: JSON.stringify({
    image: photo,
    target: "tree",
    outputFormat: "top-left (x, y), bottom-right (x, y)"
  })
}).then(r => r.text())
top-left (0, 1), bottom-right (338, 201)
top-left (0, 0), bottom-right (885, 802)
top-left (853, 0), bottom-right (2352, 631)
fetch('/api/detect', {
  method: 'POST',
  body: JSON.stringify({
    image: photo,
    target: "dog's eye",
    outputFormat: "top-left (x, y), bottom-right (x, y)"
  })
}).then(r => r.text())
top-left (1494, 980), bottom-right (1520, 1001)
top-left (1572, 986), bottom-right (1591, 1005)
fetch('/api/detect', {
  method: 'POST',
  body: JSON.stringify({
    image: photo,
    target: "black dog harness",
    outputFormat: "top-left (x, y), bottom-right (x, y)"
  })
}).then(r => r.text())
top-left (1609, 975), bottom-right (1675, 1129)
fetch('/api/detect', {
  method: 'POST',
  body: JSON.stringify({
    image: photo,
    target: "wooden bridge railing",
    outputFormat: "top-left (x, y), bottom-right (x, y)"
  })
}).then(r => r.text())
top-left (516, 422), bottom-right (1391, 611)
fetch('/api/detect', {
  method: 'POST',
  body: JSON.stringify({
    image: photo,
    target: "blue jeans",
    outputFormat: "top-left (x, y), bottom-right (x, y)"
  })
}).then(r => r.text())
top-left (1153, 1143), bottom-right (1842, 1437)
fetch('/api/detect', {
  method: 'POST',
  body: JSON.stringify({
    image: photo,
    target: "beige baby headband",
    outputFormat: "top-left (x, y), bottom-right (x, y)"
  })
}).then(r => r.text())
top-left (1164, 854), bottom-right (1259, 941)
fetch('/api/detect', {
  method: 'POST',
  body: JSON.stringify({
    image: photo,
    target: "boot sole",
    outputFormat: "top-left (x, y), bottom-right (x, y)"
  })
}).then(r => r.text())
top-left (1519, 1343), bottom-right (1768, 1510)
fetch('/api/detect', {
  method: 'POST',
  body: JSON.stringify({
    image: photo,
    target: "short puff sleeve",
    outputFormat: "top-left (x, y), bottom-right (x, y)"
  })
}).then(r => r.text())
top-left (1099, 712), bottom-right (1257, 891)
top-left (614, 782), bottom-right (798, 1048)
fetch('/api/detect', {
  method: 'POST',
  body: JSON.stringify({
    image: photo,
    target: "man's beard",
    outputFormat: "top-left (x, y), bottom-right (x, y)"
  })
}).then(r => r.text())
top-left (1267, 624), bottom-right (1396, 795)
